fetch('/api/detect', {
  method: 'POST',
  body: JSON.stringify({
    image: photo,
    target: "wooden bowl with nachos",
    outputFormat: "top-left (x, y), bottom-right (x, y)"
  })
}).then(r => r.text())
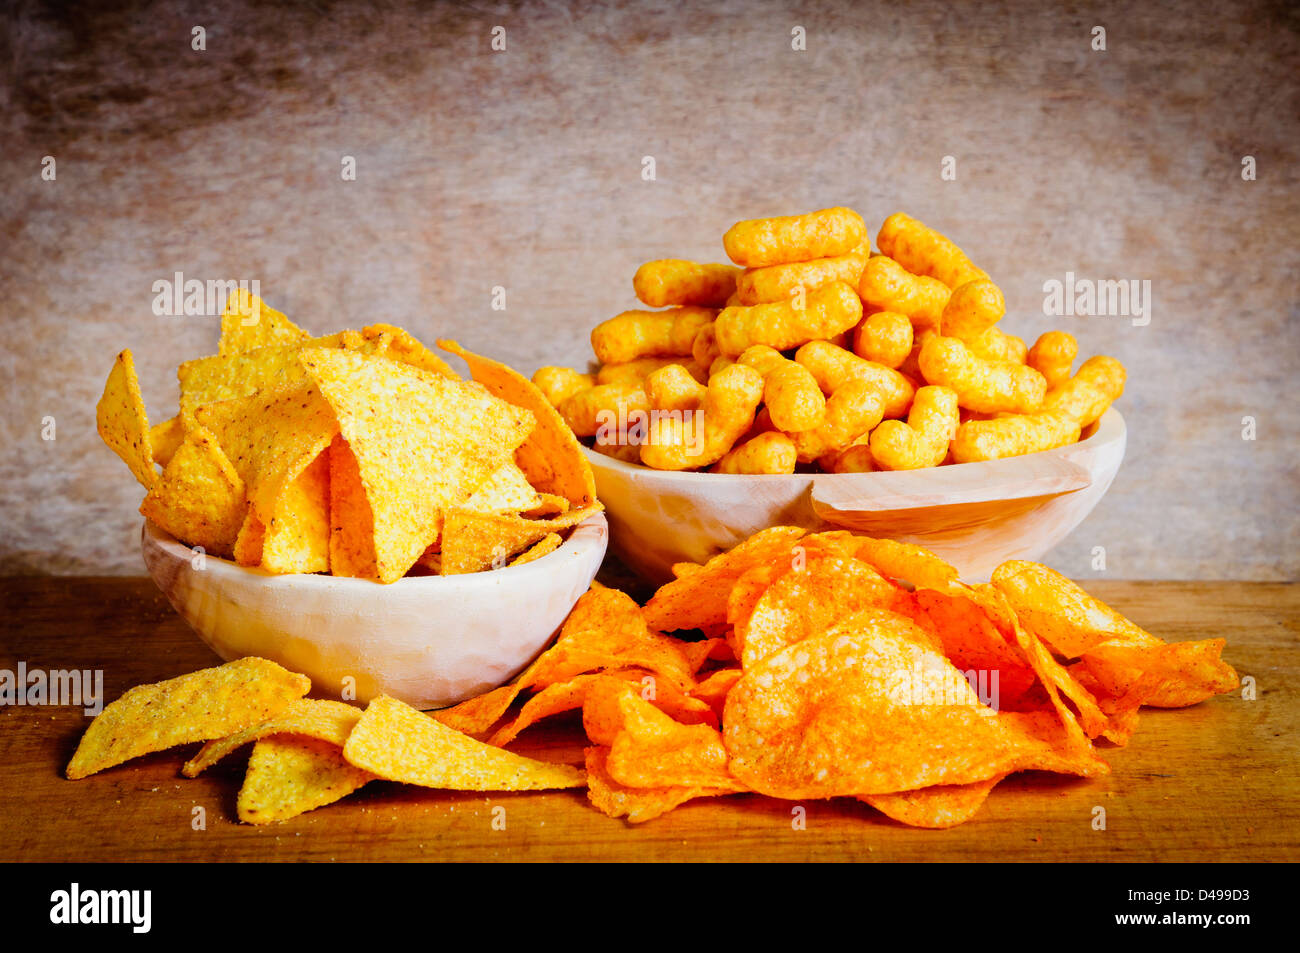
top-left (97, 294), bottom-right (605, 708)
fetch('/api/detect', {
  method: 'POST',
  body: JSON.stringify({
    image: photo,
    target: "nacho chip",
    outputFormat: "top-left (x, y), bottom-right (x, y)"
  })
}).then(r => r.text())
top-left (862, 776), bottom-right (1003, 829)
top-left (237, 735), bottom-right (372, 824)
top-left (96, 348), bottom-right (156, 488)
top-left (259, 449), bottom-right (330, 574)
top-left (364, 324), bottom-right (459, 379)
top-left (643, 526), bottom-right (807, 633)
top-left (66, 658), bottom-right (310, 779)
top-left (462, 462), bottom-right (542, 514)
top-left (232, 510), bottom-right (267, 566)
top-left (522, 493), bottom-right (570, 518)
top-left (343, 695), bottom-right (585, 790)
top-left (301, 349), bottom-right (535, 582)
top-left (439, 505), bottom-right (599, 575)
top-left (438, 339), bottom-right (597, 507)
top-left (139, 426), bottom-right (246, 557)
top-left (218, 290), bottom-right (310, 356)
top-left (182, 698), bottom-right (363, 776)
top-left (327, 435), bottom-right (377, 579)
top-left (585, 746), bottom-right (737, 824)
top-left (723, 621), bottom-right (1107, 799)
top-left (509, 532), bottom-right (563, 567)
top-left (150, 415), bottom-right (185, 468)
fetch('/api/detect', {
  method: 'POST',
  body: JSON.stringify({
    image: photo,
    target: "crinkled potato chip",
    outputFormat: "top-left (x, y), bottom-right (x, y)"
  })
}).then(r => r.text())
top-left (438, 339), bottom-right (597, 507)
top-left (585, 746), bottom-right (737, 824)
top-left (644, 526), bottom-right (807, 633)
top-left (66, 658), bottom-right (310, 779)
top-left (97, 348), bottom-right (156, 489)
top-left (509, 532), bottom-right (563, 567)
top-left (862, 776), bottom-right (1003, 829)
top-left (218, 289), bottom-right (310, 356)
top-left (1081, 637), bottom-right (1238, 709)
top-left (139, 426), bottom-right (246, 557)
top-left (439, 505), bottom-right (600, 575)
top-left (182, 698), bottom-right (364, 777)
top-left (343, 695), bottom-right (585, 790)
top-left (301, 349), bottom-right (535, 582)
top-left (237, 735), bottom-right (372, 825)
top-left (847, 536), bottom-right (961, 593)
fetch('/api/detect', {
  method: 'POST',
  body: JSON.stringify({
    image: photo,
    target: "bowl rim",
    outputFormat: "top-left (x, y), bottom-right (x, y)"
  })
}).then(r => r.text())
top-left (581, 407), bottom-right (1126, 482)
top-left (141, 509), bottom-right (609, 590)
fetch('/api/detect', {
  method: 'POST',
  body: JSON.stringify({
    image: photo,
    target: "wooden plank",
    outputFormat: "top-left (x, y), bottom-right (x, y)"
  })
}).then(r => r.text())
top-left (0, 577), bottom-right (1295, 862)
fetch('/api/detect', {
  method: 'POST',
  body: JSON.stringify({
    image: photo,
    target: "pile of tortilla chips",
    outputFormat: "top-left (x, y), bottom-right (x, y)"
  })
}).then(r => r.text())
top-left (96, 291), bottom-right (599, 581)
top-left (67, 529), bottom-right (1237, 828)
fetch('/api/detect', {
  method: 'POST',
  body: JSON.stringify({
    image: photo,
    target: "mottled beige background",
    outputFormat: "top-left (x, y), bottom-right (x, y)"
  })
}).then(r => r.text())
top-left (1, 0), bottom-right (1297, 579)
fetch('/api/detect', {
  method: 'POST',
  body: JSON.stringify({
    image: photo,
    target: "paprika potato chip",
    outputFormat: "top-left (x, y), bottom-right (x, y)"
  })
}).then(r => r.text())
top-left (97, 349), bottom-right (156, 489)
top-left (237, 735), bottom-right (372, 825)
top-left (862, 776), bottom-right (1003, 829)
top-left (585, 746), bottom-right (737, 824)
top-left (66, 658), bottom-right (310, 780)
top-left (343, 696), bottom-right (585, 791)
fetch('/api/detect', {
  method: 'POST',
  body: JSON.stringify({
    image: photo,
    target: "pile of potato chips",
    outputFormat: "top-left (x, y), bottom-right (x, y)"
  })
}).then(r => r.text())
top-left (535, 209), bottom-right (1126, 474)
top-left (68, 528), bottom-right (1237, 828)
top-left (96, 291), bottom-right (599, 580)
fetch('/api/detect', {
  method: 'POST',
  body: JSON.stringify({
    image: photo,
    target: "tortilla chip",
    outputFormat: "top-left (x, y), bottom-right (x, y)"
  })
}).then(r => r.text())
top-left (237, 736), bottom-right (372, 824)
top-left (439, 505), bottom-right (599, 575)
top-left (150, 415), bottom-right (185, 467)
top-left (364, 324), bottom-right (458, 379)
top-left (343, 695), bottom-right (585, 790)
top-left (509, 532), bottom-right (564, 567)
top-left (66, 658), bottom-right (310, 779)
top-left (326, 435), bottom-right (377, 579)
top-left (218, 290), bottom-right (310, 356)
top-left (139, 426), bottom-right (246, 557)
top-left (260, 448), bottom-right (331, 573)
top-left (182, 698), bottom-right (363, 777)
top-left (462, 462), bottom-right (542, 514)
top-left (97, 348), bottom-right (156, 488)
top-left (438, 339), bottom-right (597, 507)
top-left (522, 493), bottom-right (570, 518)
top-left (301, 349), bottom-right (535, 583)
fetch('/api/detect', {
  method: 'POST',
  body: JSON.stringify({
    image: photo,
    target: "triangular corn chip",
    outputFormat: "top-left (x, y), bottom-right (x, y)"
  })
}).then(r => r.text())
top-left (183, 698), bottom-right (364, 776)
top-left (327, 435), bottom-right (377, 578)
top-left (97, 348), bottom-right (156, 488)
top-left (139, 426), bottom-right (246, 557)
top-left (218, 290), bottom-right (310, 355)
top-left (462, 461), bottom-right (542, 514)
top-left (237, 736), bottom-right (372, 824)
top-left (149, 415), bottom-right (185, 467)
top-left (439, 504), bottom-right (600, 575)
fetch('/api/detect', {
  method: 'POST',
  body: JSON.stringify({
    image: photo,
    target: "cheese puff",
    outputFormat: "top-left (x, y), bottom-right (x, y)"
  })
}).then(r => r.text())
top-left (712, 431), bottom-right (798, 474)
top-left (853, 311), bottom-right (914, 369)
top-left (644, 362), bottom-right (708, 412)
top-left (641, 363), bottom-right (765, 470)
top-left (858, 256), bottom-right (950, 334)
top-left (692, 322), bottom-right (721, 369)
top-left (633, 260), bottom-right (740, 308)
top-left (723, 207), bottom-right (867, 268)
top-left (950, 410), bottom-right (1080, 463)
top-left (869, 385), bottom-right (960, 470)
top-left (737, 345), bottom-right (827, 433)
top-left (1041, 355), bottom-right (1126, 428)
top-left (1027, 331), bottom-right (1079, 388)
top-left (714, 281), bottom-right (863, 358)
top-left (787, 379), bottom-right (889, 464)
top-left (591, 436), bottom-right (642, 464)
top-left (917, 335), bottom-right (1046, 415)
top-left (724, 291), bottom-right (743, 307)
top-left (559, 381), bottom-right (648, 437)
top-left (826, 436), bottom-right (876, 473)
top-left (735, 244), bottom-right (869, 305)
top-left (876, 212), bottom-right (989, 288)
top-left (964, 326), bottom-right (1028, 364)
top-left (941, 280), bottom-right (1005, 340)
top-left (591, 307), bottom-right (715, 365)
top-left (532, 366), bottom-right (594, 407)
top-left (794, 340), bottom-right (916, 418)
top-left (709, 355), bottom-right (734, 377)
top-left (597, 356), bottom-right (708, 386)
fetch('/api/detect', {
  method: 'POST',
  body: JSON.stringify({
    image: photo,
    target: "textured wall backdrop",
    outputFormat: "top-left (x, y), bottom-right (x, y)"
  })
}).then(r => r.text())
top-left (1, 0), bottom-right (1297, 578)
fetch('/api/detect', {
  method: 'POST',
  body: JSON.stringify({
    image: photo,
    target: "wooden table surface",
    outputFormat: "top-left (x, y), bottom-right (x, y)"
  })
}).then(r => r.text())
top-left (1, 577), bottom-right (1295, 862)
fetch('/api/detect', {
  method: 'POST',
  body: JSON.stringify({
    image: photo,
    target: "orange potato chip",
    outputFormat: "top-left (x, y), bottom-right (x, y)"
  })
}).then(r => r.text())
top-left (218, 290), bottom-right (310, 356)
top-left (438, 339), bottom-right (597, 507)
top-left (1081, 637), bottom-right (1238, 709)
top-left (237, 735), bottom-right (373, 825)
top-left (690, 667), bottom-right (743, 720)
top-left (723, 621), bottom-right (1107, 799)
top-left (862, 776), bottom-right (1003, 829)
top-left (643, 526), bottom-right (807, 633)
top-left (439, 505), bottom-right (600, 575)
top-left (182, 698), bottom-right (364, 776)
top-left (844, 536), bottom-right (962, 593)
top-left (509, 532), bottom-right (564, 567)
top-left (585, 746), bottom-right (737, 824)
top-left (97, 348), bottom-right (156, 489)
top-left (301, 349), bottom-right (534, 582)
top-left (139, 426), bottom-right (246, 557)
top-left (66, 658), bottom-right (311, 779)
top-left (343, 695), bottom-right (585, 790)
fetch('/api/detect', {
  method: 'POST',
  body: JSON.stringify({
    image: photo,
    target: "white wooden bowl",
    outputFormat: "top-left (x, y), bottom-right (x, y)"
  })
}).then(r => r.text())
top-left (586, 409), bottom-right (1125, 584)
top-left (140, 512), bottom-right (608, 709)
